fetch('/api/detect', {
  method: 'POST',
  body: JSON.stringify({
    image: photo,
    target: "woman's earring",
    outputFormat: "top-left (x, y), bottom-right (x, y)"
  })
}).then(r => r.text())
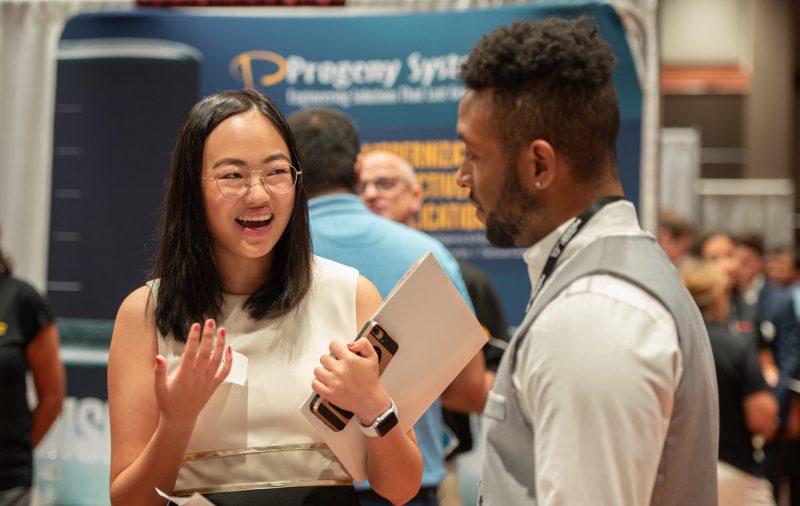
top-left (536, 180), bottom-right (542, 189)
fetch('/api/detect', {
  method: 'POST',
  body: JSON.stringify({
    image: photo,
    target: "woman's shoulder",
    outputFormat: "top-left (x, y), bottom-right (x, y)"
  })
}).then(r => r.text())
top-left (116, 285), bottom-right (155, 324)
top-left (312, 256), bottom-right (379, 304)
top-left (312, 255), bottom-right (359, 283)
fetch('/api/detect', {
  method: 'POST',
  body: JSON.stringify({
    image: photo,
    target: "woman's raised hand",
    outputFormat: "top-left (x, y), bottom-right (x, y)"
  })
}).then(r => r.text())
top-left (153, 319), bottom-right (232, 429)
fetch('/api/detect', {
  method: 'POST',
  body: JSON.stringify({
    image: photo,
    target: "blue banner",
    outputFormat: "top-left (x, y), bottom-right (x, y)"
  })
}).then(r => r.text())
top-left (58, 1), bottom-right (642, 326)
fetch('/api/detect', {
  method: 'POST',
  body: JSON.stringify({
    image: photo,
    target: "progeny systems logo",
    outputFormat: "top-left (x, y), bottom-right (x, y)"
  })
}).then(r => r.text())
top-left (230, 50), bottom-right (465, 90)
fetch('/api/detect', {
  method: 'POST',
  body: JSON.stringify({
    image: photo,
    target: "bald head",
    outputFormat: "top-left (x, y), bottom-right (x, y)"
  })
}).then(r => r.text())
top-left (358, 151), bottom-right (423, 227)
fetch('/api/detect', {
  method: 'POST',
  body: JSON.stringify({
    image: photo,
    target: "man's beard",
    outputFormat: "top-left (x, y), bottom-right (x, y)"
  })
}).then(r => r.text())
top-left (484, 165), bottom-right (543, 248)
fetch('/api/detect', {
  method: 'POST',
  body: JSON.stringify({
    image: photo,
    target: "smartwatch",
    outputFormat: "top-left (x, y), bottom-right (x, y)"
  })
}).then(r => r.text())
top-left (358, 399), bottom-right (399, 437)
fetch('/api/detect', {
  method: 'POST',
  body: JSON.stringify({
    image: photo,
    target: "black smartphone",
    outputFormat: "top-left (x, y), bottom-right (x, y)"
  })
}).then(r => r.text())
top-left (310, 320), bottom-right (399, 431)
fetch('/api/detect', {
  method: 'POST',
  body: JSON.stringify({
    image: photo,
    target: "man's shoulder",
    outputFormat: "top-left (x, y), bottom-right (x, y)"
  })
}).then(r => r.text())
top-left (397, 226), bottom-right (461, 271)
top-left (761, 281), bottom-right (792, 303)
top-left (759, 282), bottom-right (795, 317)
top-left (373, 216), bottom-right (452, 251)
top-left (561, 233), bottom-right (675, 289)
top-left (406, 227), bottom-right (452, 253)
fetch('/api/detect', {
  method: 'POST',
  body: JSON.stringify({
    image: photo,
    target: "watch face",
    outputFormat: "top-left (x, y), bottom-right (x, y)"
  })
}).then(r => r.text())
top-left (376, 410), bottom-right (399, 437)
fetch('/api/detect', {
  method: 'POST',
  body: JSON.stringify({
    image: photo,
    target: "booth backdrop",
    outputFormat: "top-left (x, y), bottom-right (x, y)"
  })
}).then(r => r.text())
top-left (40, 3), bottom-right (642, 504)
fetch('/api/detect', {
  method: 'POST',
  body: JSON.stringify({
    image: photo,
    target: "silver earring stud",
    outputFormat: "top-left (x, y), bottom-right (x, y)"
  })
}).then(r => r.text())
top-left (536, 180), bottom-right (542, 188)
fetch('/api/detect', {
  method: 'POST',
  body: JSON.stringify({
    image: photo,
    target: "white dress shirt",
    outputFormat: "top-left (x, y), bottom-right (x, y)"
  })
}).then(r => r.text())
top-left (513, 200), bottom-right (684, 505)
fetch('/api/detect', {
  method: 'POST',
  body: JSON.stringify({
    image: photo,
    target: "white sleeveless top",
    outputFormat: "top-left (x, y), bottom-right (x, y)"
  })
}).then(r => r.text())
top-left (152, 256), bottom-right (358, 496)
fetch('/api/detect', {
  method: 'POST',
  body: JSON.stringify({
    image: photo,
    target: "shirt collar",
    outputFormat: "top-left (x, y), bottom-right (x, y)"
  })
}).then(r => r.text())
top-left (308, 193), bottom-right (364, 215)
top-left (522, 200), bottom-right (643, 292)
top-left (742, 274), bottom-right (765, 305)
top-left (522, 218), bottom-right (572, 294)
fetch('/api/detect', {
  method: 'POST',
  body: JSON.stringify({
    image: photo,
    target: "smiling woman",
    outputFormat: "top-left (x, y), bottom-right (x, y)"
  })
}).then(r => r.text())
top-left (200, 108), bottom-right (298, 277)
top-left (106, 89), bottom-right (422, 506)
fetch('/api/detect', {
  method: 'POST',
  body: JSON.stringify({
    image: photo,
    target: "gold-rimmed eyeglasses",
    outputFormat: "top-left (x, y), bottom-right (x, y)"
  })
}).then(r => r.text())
top-left (356, 176), bottom-right (409, 194)
top-left (203, 165), bottom-right (302, 198)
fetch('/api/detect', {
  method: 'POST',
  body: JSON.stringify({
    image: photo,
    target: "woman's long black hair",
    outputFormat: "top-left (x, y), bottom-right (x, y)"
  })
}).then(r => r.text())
top-left (150, 89), bottom-right (313, 342)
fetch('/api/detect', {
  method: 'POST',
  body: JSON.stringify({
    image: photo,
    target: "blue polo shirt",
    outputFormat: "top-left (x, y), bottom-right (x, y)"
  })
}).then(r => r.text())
top-left (308, 193), bottom-right (474, 489)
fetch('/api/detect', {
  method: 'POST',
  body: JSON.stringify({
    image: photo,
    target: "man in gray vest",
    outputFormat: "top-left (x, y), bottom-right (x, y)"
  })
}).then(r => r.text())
top-left (456, 16), bottom-right (719, 505)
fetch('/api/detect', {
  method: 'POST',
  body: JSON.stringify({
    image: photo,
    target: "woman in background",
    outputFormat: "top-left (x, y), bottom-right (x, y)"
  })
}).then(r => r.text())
top-left (107, 89), bottom-right (422, 506)
top-left (0, 235), bottom-right (64, 506)
top-left (680, 256), bottom-right (777, 505)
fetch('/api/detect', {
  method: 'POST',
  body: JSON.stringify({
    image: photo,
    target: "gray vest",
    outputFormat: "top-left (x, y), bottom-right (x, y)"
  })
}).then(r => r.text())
top-left (479, 235), bottom-right (718, 505)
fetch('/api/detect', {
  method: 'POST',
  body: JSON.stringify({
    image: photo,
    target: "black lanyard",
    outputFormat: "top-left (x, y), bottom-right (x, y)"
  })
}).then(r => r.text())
top-left (527, 195), bottom-right (625, 311)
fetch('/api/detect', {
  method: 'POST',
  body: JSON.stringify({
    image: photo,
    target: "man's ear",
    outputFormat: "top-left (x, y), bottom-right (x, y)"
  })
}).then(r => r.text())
top-left (354, 153), bottom-right (364, 185)
top-left (521, 139), bottom-right (557, 190)
top-left (410, 184), bottom-right (424, 213)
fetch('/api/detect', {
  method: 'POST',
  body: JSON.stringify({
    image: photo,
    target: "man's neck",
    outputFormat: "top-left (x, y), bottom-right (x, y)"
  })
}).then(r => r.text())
top-left (308, 187), bottom-right (354, 199)
top-left (551, 178), bottom-right (624, 226)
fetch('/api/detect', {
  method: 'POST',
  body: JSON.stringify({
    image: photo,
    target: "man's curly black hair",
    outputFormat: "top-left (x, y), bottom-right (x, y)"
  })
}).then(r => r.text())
top-left (460, 16), bottom-right (620, 183)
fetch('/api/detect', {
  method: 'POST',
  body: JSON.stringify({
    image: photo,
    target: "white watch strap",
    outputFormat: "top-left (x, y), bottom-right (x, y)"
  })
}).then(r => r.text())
top-left (357, 398), bottom-right (397, 437)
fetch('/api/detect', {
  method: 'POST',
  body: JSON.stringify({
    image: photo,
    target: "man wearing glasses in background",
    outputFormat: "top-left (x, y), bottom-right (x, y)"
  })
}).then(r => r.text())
top-left (358, 151), bottom-right (424, 228)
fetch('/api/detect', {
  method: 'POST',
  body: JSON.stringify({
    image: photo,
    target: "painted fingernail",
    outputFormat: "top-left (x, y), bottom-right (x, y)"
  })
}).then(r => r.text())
top-left (207, 319), bottom-right (215, 328)
top-left (227, 345), bottom-right (232, 355)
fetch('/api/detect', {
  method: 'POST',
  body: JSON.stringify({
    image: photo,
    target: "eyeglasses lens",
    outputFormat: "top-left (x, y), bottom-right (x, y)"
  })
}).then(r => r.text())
top-left (217, 166), bottom-right (298, 198)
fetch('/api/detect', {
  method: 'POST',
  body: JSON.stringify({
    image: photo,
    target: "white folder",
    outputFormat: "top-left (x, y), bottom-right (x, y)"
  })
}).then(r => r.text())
top-left (299, 252), bottom-right (488, 483)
